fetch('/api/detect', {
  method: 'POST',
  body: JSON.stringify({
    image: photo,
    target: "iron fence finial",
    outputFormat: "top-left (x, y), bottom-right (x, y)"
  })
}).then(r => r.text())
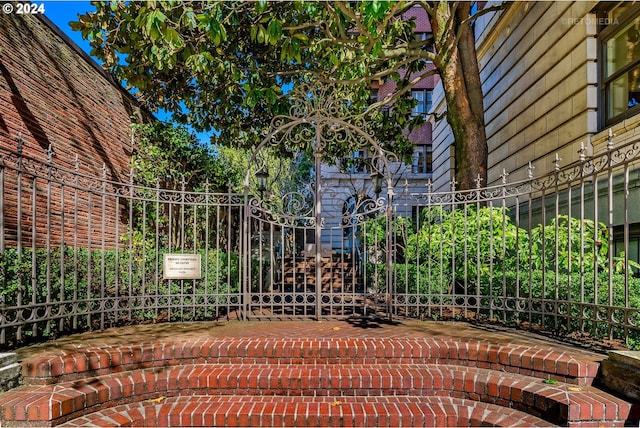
top-left (608, 128), bottom-right (615, 150)
top-left (450, 178), bottom-right (458, 191)
top-left (475, 174), bottom-right (483, 189)
top-left (46, 144), bottom-right (55, 162)
top-left (527, 162), bottom-right (535, 179)
top-left (554, 154), bottom-right (562, 171)
top-left (500, 169), bottom-right (509, 184)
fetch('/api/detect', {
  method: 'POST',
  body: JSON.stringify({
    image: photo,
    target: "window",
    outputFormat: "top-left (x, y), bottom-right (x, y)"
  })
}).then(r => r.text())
top-left (411, 89), bottom-right (432, 117)
top-left (600, 3), bottom-right (640, 125)
top-left (369, 89), bottom-right (379, 104)
top-left (412, 145), bottom-right (432, 173)
top-left (341, 150), bottom-right (367, 174)
top-left (415, 32), bottom-right (435, 53)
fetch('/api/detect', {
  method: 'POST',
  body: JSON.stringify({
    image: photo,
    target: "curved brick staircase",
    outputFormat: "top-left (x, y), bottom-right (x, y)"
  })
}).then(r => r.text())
top-left (0, 324), bottom-right (637, 427)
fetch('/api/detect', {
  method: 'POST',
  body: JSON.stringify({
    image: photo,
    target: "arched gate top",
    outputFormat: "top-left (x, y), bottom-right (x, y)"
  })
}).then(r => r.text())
top-left (243, 83), bottom-right (398, 190)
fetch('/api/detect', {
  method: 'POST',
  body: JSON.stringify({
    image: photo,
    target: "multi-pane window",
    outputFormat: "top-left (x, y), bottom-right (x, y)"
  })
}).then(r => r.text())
top-left (600, 3), bottom-right (640, 125)
top-left (411, 89), bottom-right (432, 116)
top-left (412, 145), bottom-right (432, 173)
top-left (342, 150), bottom-right (367, 174)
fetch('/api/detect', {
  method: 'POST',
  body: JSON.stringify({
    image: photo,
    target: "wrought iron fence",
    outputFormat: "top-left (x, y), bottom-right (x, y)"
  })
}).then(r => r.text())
top-left (0, 145), bottom-right (244, 347)
top-left (388, 135), bottom-right (640, 348)
top-left (1, 134), bottom-right (640, 348)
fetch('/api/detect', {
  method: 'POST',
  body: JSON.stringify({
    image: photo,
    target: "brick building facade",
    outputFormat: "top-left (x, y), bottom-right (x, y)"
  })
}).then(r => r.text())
top-left (320, 5), bottom-right (436, 246)
top-left (0, 13), bottom-right (150, 247)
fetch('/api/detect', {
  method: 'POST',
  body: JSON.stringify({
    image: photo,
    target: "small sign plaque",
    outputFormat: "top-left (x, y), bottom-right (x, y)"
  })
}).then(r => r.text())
top-left (163, 254), bottom-right (202, 280)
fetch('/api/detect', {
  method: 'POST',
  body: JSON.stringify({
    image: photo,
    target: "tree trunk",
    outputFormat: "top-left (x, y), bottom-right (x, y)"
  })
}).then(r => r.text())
top-left (432, 1), bottom-right (488, 191)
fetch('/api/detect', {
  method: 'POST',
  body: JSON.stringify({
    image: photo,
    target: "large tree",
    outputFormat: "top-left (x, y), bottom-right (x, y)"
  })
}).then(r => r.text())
top-left (73, 1), bottom-right (500, 190)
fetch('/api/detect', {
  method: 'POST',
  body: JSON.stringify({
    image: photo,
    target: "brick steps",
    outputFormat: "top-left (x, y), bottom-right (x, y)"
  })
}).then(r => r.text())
top-left (0, 337), bottom-right (635, 427)
top-left (2, 363), bottom-right (633, 426)
top-left (280, 256), bottom-right (359, 292)
top-left (21, 338), bottom-right (600, 386)
top-left (58, 395), bottom-right (556, 427)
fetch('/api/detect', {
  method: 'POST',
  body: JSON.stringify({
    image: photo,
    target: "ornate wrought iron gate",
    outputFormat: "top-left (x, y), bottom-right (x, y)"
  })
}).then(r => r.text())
top-left (241, 85), bottom-right (396, 319)
top-left (3, 108), bottom-right (640, 345)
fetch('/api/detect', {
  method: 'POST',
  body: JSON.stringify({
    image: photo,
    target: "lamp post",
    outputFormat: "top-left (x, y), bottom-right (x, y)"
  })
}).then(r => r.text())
top-left (371, 170), bottom-right (383, 199)
top-left (256, 166), bottom-right (269, 197)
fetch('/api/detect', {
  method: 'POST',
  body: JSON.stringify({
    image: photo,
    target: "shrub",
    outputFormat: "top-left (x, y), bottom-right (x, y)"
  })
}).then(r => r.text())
top-left (361, 206), bottom-right (640, 348)
top-left (0, 245), bottom-right (244, 343)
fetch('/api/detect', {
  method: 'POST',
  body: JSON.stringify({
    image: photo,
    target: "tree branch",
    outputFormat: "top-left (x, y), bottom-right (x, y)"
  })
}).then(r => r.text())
top-left (365, 69), bottom-right (439, 111)
top-left (454, 3), bottom-right (507, 47)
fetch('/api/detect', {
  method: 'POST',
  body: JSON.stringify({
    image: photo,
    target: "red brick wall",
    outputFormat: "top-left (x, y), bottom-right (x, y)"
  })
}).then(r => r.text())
top-left (377, 6), bottom-right (436, 148)
top-left (0, 13), bottom-right (150, 248)
top-left (410, 5), bottom-right (431, 32)
top-left (0, 13), bottom-right (148, 178)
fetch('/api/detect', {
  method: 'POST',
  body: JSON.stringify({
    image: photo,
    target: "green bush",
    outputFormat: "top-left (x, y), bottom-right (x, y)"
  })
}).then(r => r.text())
top-left (361, 206), bottom-right (640, 349)
top-left (0, 245), bottom-right (244, 343)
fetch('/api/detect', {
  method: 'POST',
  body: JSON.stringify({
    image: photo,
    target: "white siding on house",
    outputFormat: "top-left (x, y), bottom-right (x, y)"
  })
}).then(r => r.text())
top-left (480, 1), bottom-right (598, 183)
top-left (428, 1), bottom-right (640, 187)
top-left (428, 83), bottom-right (455, 192)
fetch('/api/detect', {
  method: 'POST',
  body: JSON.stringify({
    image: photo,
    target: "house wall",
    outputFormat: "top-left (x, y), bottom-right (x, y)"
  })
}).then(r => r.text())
top-left (479, 2), bottom-right (600, 184)
top-left (430, 0), bottom-right (640, 253)
top-left (0, 13), bottom-right (146, 178)
top-left (0, 13), bottom-right (150, 247)
top-left (319, 4), bottom-right (436, 242)
top-left (428, 84), bottom-right (454, 192)
top-left (432, 1), bottom-right (640, 186)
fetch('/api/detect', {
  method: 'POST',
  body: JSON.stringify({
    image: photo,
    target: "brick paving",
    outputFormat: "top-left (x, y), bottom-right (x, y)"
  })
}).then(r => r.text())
top-left (59, 395), bottom-right (557, 427)
top-left (1, 319), bottom-right (637, 427)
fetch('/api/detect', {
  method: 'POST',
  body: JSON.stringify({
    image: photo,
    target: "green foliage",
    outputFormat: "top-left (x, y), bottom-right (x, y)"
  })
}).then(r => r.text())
top-left (360, 213), bottom-right (413, 260)
top-left (71, 1), bottom-right (437, 163)
top-left (129, 121), bottom-right (246, 252)
top-left (0, 245), bottom-right (244, 343)
top-left (131, 121), bottom-right (226, 191)
top-left (402, 206), bottom-right (522, 291)
top-left (362, 206), bottom-right (640, 348)
top-left (217, 146), bottom-right (313, 198)
top-left (528, 215), bottom-right (609, 273)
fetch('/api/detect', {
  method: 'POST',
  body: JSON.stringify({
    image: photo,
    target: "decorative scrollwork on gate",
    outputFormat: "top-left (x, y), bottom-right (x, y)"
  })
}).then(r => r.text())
top-left (242, 83), bottom-right (397, 319)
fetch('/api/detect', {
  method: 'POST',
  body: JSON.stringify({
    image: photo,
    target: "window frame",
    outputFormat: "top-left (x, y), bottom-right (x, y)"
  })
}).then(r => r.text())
top-left (411, 145), bottom-right (432, 174)
top-left (598, 2), bottom-right (640, 126)
top-left (411, 89), bottom-right (433, 117)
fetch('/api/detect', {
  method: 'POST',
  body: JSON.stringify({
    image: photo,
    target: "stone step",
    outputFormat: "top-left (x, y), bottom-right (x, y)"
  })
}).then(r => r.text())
top-left (0, 363), bottom-right (632, 426)
top-left (0, 353), bottom-right (21, 393)
top-left (58, 394), bottom-right (556, 427)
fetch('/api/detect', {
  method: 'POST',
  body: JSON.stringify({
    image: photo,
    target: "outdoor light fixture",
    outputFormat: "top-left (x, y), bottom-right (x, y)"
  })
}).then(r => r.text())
top-left (256, 166), bottom-right (269, 195)
top-left (371, 171), bottom-right (383, 198)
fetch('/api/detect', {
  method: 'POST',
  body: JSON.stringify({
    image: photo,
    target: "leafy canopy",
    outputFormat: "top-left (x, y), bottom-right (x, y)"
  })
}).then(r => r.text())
top-left (71, 1), bottom-right (439, 162)
top-left (131, 121), bottom-right (224, 191)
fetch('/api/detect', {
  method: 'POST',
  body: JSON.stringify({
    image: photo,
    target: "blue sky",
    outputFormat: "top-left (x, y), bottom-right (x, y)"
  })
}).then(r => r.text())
top-left (42, 1), bottom-right (214, 144)
top-left (42, 1), bottom-right (92, 50)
